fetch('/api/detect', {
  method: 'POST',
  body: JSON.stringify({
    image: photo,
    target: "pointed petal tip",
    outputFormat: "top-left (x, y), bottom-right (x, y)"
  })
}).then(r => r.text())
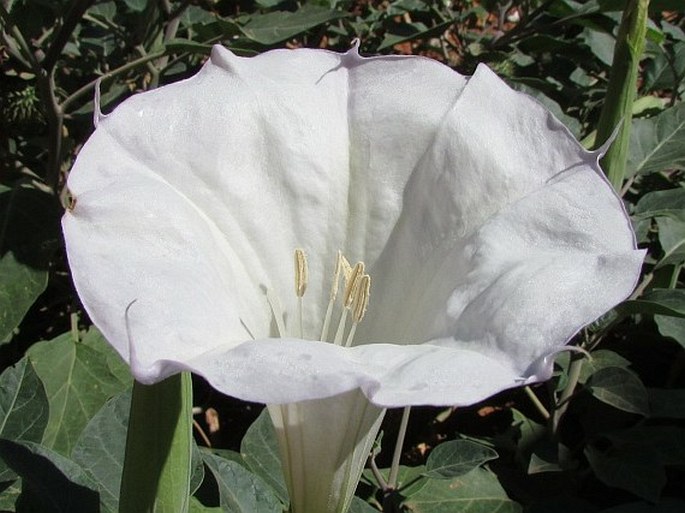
top-left (93, 78), bottom-right (108, 128)
top-left (210, 44), bottom-right (239, 71)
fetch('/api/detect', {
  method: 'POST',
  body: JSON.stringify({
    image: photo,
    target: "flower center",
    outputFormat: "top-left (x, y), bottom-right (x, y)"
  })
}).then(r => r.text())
top-left (266, 250), bottom-right (371, 347)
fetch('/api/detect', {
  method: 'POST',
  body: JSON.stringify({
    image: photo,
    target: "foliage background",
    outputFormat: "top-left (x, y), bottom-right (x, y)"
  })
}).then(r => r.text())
top-left (1, 0), bottom-right (684, 512)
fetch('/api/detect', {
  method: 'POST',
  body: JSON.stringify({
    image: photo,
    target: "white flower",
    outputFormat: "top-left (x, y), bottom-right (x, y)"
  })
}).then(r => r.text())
top-left (62, 44), bottom-right (643, 512)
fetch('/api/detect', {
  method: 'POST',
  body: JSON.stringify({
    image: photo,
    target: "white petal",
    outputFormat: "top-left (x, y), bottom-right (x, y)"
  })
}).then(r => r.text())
top-left (267, 389), bottom-right (384, 513)
top-left (63, 47), bottom-right (643, 407)
top-left (64, 46), bottom-right (467, 379)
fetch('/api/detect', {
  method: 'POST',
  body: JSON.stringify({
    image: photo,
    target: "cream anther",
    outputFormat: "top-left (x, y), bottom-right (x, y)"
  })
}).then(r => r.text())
top-left (294, 249), bottom-right (308, 298)
top-left (352, 275), bottom-right (371, 324)
top-left (343, 262), bottom-right (364, 309)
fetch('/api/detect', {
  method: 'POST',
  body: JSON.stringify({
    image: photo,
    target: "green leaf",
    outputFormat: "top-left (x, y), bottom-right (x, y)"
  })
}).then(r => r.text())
top-left (581, 27), bottom-right (615, 66)
top-left (123, 0), bottom-right (147, 11)
top-left (655, 314), bottom-right (685, 348)
top-left (0, 358), bottom-right (48, 444)
top-left (240, 5), bottom-right (346, 45)
top-left (579, 350), bottom-right (631, 383)
top-left (189, 496), bottom-right (222, 512)
top-left (165, 38), bottom-right (214, 54)
top-left (655, 217), bottom-right (685, 267)
top-left (71, 390), bottom-right (131, 513)
top-left (349, 496), bottom-right (380, 513)
top-left (119, 373), bottom-right (193, 513)
top-left (619, 288), bottom-right (685, 318)
top-left (0, 185), bottom-right (60, 344)
top-left (424, 440), bottom-right (498, 479)
top-left (202, 451), bottom-right (282, 513)
top-left (0, 358), bottom-right (48, 480)
top-left (0, 439), bottom-right (100, 512)
top-left (27, 329), bottom-right (131, 455)
top-left (586, 367), bottom-right (649, 415)
top-left (644, 41), bottom-right (685, 92)
top-left (628, 102), bottom-right (685, 176)
top-left (377, 20), bottom-right (453, 51)
top-left (403, 468), bottom-right (522, 513)
top-left (80, 327), bottom-right (132, 387)
top-left (240, 409), bottom-right (288, 506)
top-left (585, 441), bottom-right (665, 502)
top-left (634, 188), bottom-right (685, 220)
top-left (0, 479), bottom-right (21, 510)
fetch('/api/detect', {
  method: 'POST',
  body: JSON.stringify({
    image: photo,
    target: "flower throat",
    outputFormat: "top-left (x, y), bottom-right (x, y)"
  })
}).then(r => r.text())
top-left (266, 250), bottom-right (371, 347)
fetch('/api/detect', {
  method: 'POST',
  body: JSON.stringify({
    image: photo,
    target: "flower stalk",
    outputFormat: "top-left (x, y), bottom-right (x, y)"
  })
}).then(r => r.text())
top-left (595, 0), bottom-right (650, 190)
top-left (119, 373), bottom-right (193, 513)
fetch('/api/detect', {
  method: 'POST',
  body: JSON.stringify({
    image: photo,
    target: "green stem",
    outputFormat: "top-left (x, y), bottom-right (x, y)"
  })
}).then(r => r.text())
top-left (61, 51), bottom-right (165, 112)
top-left (595, 0), bottom-right (650, 190)
top-left (119, 373), bottom-right (193, 513)
top-left (387, 407), bottom-right (411, 490)
top-left (42, 0), bottom-right (94, 72)
top-left (0, 3), bottom-right (40, 72)
top-left (524, 385), bottom-right (551, 420)
top-left (551, 355), bottom-right (584, 434)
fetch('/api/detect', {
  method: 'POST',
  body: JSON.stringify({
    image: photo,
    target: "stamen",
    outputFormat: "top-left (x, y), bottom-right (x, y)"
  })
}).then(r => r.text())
top-left (320, 251), bottom-right (343, 341)
top-left (334, 262), bottom-right (364, 345)
top-left (353, 275), bottom-right (371, 324)
top-left (345, 275), bottom-right (370, 347)
top-left (294, 249), bottom-right (308, 297)
top-left (266, 288), bottom-right (287, 338)
top-left (294, 249), bottom-right (308, 338)
top-left (343, 262), bottom-right (364, 308)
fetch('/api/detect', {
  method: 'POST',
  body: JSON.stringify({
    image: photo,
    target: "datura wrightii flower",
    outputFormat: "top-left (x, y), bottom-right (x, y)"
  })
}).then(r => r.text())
top-left (63, 44), bottom-right (644, 513)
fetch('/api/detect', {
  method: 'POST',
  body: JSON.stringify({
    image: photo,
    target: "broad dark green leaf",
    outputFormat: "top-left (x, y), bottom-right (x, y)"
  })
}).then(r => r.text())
top-left (28, 329), bottom-right (131, 456)
top-left (634, 188), bottom-right (685, 220)
top-left (586, 367), bottom-right (649, 415)
top-left (424, 440), bottom-right (498, 479)
top-left (0, 358), bottom-right (49, 480)
top-left (581, 27), bottom-right (615, 66)
top-left (0, 185), bottom-right (60, 344)
top-left (585, 442), bottom-right (665, 502)
top-left (644, 41), bottom-right (685, 92)
top-left (122, 0), bottom-right (147, 11)
top-left (240, 409), bottom-right (287, 506)
top-left (619, 288), bottom-right (685, 318)
top-left (189, 496), bottom-right (222, 512)
top-left (0, 440), bottom-right (100, 513)
top-left (80, 328), bottom-right (132, 387)
top-left (655, 217), bottom-right (685, 267)
top-left (363, 464), bottom-right (427, 496)
top-left (403, 468), bottom-right (521, 513)
top-left (628, 102), bottom-right (685, 176)
top-left (528, 442), bottom-right (563, 474)
top-left (165, 38), bottom-right (214, 54)
top-left (71, 390), bottom-right (131, 513)
top-left (0, 478), bottom-right (21, 510)
top-left (655, 314), bottom-right (685, 349)
top-left (240, 5), bottom-right (346, 45)
top-left (377, 20), bottom-right (453, 51)
top-left (0, 358), bottom-right (48, 445)
top-left (579, 350), bottom-right (631, 383)
top-left (349, 496), bottom-right (379, 513)
top-left (202, 451), bottom-right (281, 513)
